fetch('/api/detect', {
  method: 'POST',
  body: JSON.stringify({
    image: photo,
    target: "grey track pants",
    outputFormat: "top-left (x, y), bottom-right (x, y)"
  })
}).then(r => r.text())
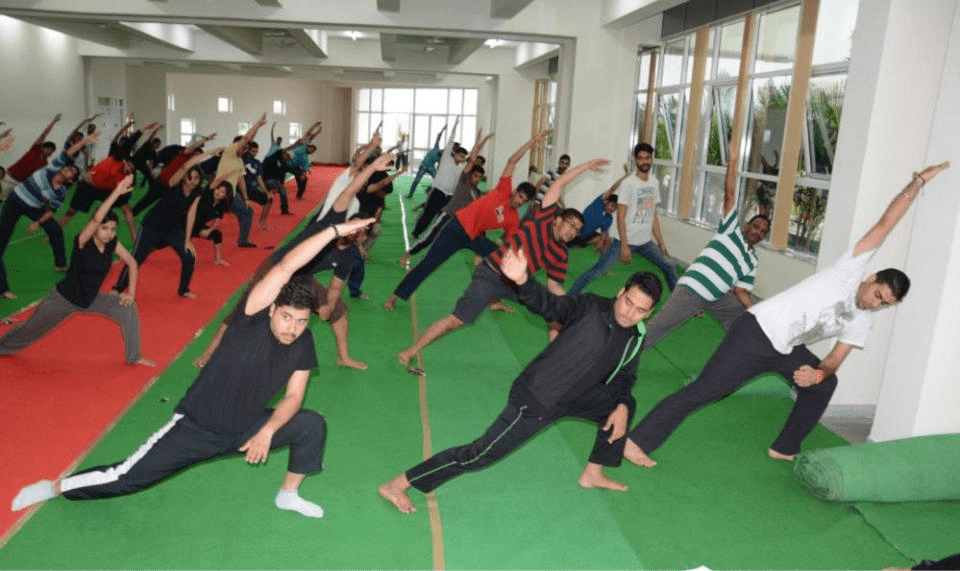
top-left (0, 287), bottom-right (144, 363)
top-left (643, 285), bottom-right (747, 349)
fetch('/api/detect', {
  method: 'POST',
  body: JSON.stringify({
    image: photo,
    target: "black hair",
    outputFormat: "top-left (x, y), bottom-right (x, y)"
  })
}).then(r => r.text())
top-left (476, 155), bottom-right (486, 166)
top-left (748, 214), bottom-right (771, 227)
top-left (559, 154), bottom-right (571, 162)
top-left (232, 135), bottom-right (243, 143)
top-left (214, 180), bottom-right (234, 204)
top-left (624, 271), bottom-right (663, 307)
top-left (184, 166), bottom-right (203, 185)
top-left (103, 211), bottom-right (120, 225)
top-left (41, 141), bottom-right (57, 152)
top-left (605, 193), bottom-right (618, 204)
top-left (560, 207), bottom-right (585, 226)
top-left (517, 181), bottom-right (536, 199)
top-left (633, 142), bottom-right (655, 157)
top-left (874, 268), bottom-right (910, 301)
top-left (469, 165), bottom-right (485, 177)
top-left (274, 275), bottom-right (320, 313)
top-left (454, 145), bottom-right (468, 156)
top-left (307, 144), bottom-right (317, 153)
top-left (248, 141), bottom-right (259, 148)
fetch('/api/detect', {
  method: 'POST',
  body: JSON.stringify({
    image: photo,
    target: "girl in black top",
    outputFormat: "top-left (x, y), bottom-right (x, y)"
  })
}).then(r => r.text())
top-left (191, 180), bottom-right (233, 266)
top-left (0, 176), bottom-right (154, 365)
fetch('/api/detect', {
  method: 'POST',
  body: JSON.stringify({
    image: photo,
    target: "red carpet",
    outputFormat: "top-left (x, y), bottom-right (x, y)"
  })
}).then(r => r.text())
top-left (0, 166), bottom-right (345, 539)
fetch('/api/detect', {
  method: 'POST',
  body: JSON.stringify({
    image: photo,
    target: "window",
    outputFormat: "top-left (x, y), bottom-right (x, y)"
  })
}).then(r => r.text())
top-left (288, 122), bottom-right (302, 144)
top-left (238, 121), bottom-right (251, 136)
top-left (273, 99), bottom-right (286, 115)
top-left (167, 93), bottom-right (175, 112)
top-left (217, 97), bottom-right (232, 113)
top-left (638, 0), bottom-right (859, 257)
top-left (179, 118), bottom-right (196, 146)
top-left (357, 87), bottom-right (480, 170)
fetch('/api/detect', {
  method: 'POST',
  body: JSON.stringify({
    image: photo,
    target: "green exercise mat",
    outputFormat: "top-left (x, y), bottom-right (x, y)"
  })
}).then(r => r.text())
top-left (794, 433), bottom-right (960, 502)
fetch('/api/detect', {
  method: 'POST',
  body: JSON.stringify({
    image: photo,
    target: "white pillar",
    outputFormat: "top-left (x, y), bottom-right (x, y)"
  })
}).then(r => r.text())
top-left (871, 0), bottom-right (960, 441)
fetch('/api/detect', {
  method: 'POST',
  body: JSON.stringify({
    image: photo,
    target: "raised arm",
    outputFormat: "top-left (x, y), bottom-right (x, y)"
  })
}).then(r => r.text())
top-left (78, 175), bottom-right (134, 247)
top-left (542, 158), bottom-right (610, 209)
top-left (853, 161), bottom-right (950, 256)
top-left (500, 130), bottom-right (550, 181)
top-left (334, 152), bottom-right (396, 213)
top-left (723, 141), bottom-right (740, 216)
top-left (432, 125), bottom-right (447, 150)
top-left (351, 129), bottom-right (383, 174)
top-left (65, 113), bottom-right (100, 141)
top-left (185, 132), bottom-right (216, 154)
top-left (66, 131), bottom-right (100, 160)
top-left (32, 113), bottom-right (62, 147)
top-left (169, 147), bottom-right (219, 188)
top-left (465, 128), bottom-right (494, 172)
top-left (500, 247), bottom-right (585, 324)
top-left (235, 113), bottom-right (267, 155)
top-left (443, 117), bottom-right (460, 150)
top-left (603, 164), bottom-right (631, 200)
top-left (245, 217), bottom-right (374, 315)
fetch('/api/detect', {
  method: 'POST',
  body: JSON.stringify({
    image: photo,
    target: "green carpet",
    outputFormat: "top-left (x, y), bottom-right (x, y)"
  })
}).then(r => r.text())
top-left (1, 176), bottom-right (953, 569)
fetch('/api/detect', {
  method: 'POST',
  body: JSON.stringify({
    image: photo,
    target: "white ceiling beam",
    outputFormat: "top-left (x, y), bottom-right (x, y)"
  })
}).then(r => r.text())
top-left (16, 17), bottom-right (132, 49)
top-left (380, 32), bottom-right (397, 62)
top-left (254, 0), bottom-right (283, 6)
top-left (490, 0), bottom-right (535, 19)
top-left (377, 0), bottom-right (400, 13)
top-left (116, 22), bottom-right (194, 52)
top-left (287, 28), bottom-right (327, 58)
top-left (198, 24), bottom-right (263, 55)
top-left (448, 37), bottom-right (485, 65)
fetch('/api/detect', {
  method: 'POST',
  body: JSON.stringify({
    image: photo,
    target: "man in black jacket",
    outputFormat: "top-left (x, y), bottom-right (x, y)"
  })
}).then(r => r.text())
top-left (379, 247), bottom-right (662, 513)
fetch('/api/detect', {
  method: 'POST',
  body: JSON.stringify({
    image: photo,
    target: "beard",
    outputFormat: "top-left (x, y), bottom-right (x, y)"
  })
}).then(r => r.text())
top-left (638, 163), bottom-right (652, 173)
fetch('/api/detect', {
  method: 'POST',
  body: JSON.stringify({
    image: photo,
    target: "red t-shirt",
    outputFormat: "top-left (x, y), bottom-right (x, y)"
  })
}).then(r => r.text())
top-left (159, 150), bottom-right (195, 187)
top-left (455, 176), bottom-right (520, 239)
top-left (89, 156), bottom-right (127, 190)
top-left (7, 144), bottom-right (47, 182)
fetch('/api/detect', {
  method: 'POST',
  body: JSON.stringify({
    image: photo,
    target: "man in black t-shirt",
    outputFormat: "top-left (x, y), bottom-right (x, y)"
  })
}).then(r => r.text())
top-left (12, 218), bottom-right (375, 519)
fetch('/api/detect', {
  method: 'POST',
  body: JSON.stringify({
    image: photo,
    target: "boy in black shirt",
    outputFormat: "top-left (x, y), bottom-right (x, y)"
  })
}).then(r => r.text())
top-left (11, 218), bottom-right (374, 519)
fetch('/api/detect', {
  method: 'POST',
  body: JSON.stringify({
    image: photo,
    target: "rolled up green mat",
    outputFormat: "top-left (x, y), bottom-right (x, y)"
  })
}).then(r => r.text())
top-left (794, 433), bottom-right (960, 502)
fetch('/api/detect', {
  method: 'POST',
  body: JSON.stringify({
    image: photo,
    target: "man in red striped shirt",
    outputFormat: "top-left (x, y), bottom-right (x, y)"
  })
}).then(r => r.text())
top-left (397, 158), bottom-right (609, 373)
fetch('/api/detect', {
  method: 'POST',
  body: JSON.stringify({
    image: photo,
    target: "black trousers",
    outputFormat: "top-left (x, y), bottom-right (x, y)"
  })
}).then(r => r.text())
top-left (406, 389), bottom-right (635, 493)
top-left (628, 312), bottom-right (838, 456)
top-left (131, 177), bottom-right (167, 216)
top-left (411, 188), bottom-right (451, 238)
top-left (61, 409), bottom-right (326, 500)
top-left (115, 224), bottom-right (196, 295)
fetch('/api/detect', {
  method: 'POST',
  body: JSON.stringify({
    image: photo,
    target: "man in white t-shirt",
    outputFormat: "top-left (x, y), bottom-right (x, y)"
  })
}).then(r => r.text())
top-left (568, 143), bottom-right (676, 294)
top-left (411, 117), bottom-right (466, 238)
top-left (623, 161), bottom-right (949, 467)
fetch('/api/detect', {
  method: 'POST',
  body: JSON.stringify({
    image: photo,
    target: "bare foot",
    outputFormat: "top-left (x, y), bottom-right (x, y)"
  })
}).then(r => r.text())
top-left (578, 463), bottom-right (628, 491)
top-left (623, 438), bottom-right (657, 467)
top-left (379, 474), bottom-right (416, 514)
top-left (1, 291), bottom-right (17, 300)
top-left (337, 357), bottom-right (368, 371)
top-left (192, 356), bottom-right (209, 368)
top-left (54, 266), bottom-right (68, 273)
top-left (180, 291), bottom-right (198, 300)
top-left (488, 300), bottom-right (514, 313)
top-left (383, 296), bottom-right (397, 312)
top-left (214, 258), bottom-right (230, 267)
top-left (398, 253), bottom-right (410, 269)
top-left (767, 448), bottom-right (796, 462)
top-left (352, 293), bottom-right (369, 300)
top-left (133, 357), bottom-right (157, 367)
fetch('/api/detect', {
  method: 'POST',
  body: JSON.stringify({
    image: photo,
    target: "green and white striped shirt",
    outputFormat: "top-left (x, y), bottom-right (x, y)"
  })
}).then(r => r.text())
top-left (677, 207), bottom-right (758, 301)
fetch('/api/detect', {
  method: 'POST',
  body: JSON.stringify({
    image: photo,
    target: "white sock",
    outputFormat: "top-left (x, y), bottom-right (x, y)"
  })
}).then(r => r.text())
top-left (11, 480), bottom-right (57, 511)
top-left (275, 489), bottom-right (324, 518)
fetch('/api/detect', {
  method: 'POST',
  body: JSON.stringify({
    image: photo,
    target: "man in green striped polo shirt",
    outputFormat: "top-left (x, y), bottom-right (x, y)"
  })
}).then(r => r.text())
top-left (642, 144), bottom-right (769, 350)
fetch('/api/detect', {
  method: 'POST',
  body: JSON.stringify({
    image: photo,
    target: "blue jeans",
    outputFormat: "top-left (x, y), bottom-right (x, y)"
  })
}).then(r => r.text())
top-left (232, 193), bottom-right (254, 245)
top-left (348, 245), bottom-right (365, 297)
top-left (568, 239), bottom-right (677, 295)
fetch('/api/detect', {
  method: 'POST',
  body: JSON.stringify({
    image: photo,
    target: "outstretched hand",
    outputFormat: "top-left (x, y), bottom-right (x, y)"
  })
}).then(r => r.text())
top-left (333, 217), bottom-right (375, 239)
top-left (914, 161), bottom-right (950, 184)
top-left (500, 246), bottom-right (529, 285)
top-left (373, 151), bottom-right (396, 170)
top-left (586, 158), bottom-right (610, 172)
top-left (114, 174), bottom-right (135, 196)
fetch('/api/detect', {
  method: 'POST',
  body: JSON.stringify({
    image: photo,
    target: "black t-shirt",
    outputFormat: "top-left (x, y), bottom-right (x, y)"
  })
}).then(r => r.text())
top-left (262, 150), bottom-right (289, 181)
top-left (195, 189), bottom-right (227, 229)
top-left (301, 244), bottom-right (353, 280)
top-left (157, 145), bottom-right (184, 166)
top-left (56, 235), bottom-right (118, 308)
top-left (268, 207), bottom-right (348, 271)
top-left (176, 306), bottom-right (318, 436)
top-left (143, 186), bottom-right (202, 231)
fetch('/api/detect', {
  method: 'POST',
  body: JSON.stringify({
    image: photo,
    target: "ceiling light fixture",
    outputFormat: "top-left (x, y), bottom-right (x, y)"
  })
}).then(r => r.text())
top-left (346, 30), bottom-right (361, 41)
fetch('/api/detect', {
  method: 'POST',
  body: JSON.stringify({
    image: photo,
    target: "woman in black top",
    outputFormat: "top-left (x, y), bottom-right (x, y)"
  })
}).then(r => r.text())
top-left (114, 148), bottom-right (230, 299)
top-left (190, 180), bottom-right (233, 266)
top-left (0, 176), bottom-right (154, 365)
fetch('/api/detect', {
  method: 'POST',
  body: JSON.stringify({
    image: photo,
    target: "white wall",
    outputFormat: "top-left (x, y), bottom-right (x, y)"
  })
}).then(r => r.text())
top-left (0, 16), bottom-right (85, 161)
top-left (165, 73), bottom-right (350, 163)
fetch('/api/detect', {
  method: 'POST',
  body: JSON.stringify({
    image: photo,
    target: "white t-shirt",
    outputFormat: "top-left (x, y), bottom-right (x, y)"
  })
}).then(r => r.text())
top-left (317, 169), bottom-right (359, 221)
top-left (432, 140), bottom-right (463, 195)
top-left (749, 248), bottom-right (876, 354)
top-left (616, 174), bottom-right (660, 245)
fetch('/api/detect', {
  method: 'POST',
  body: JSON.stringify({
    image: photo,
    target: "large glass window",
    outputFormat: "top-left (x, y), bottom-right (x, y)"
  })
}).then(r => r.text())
top-left (640, 0), bottom-right (859, 258)
top-left (357, 87), bottom-right (478, 167)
